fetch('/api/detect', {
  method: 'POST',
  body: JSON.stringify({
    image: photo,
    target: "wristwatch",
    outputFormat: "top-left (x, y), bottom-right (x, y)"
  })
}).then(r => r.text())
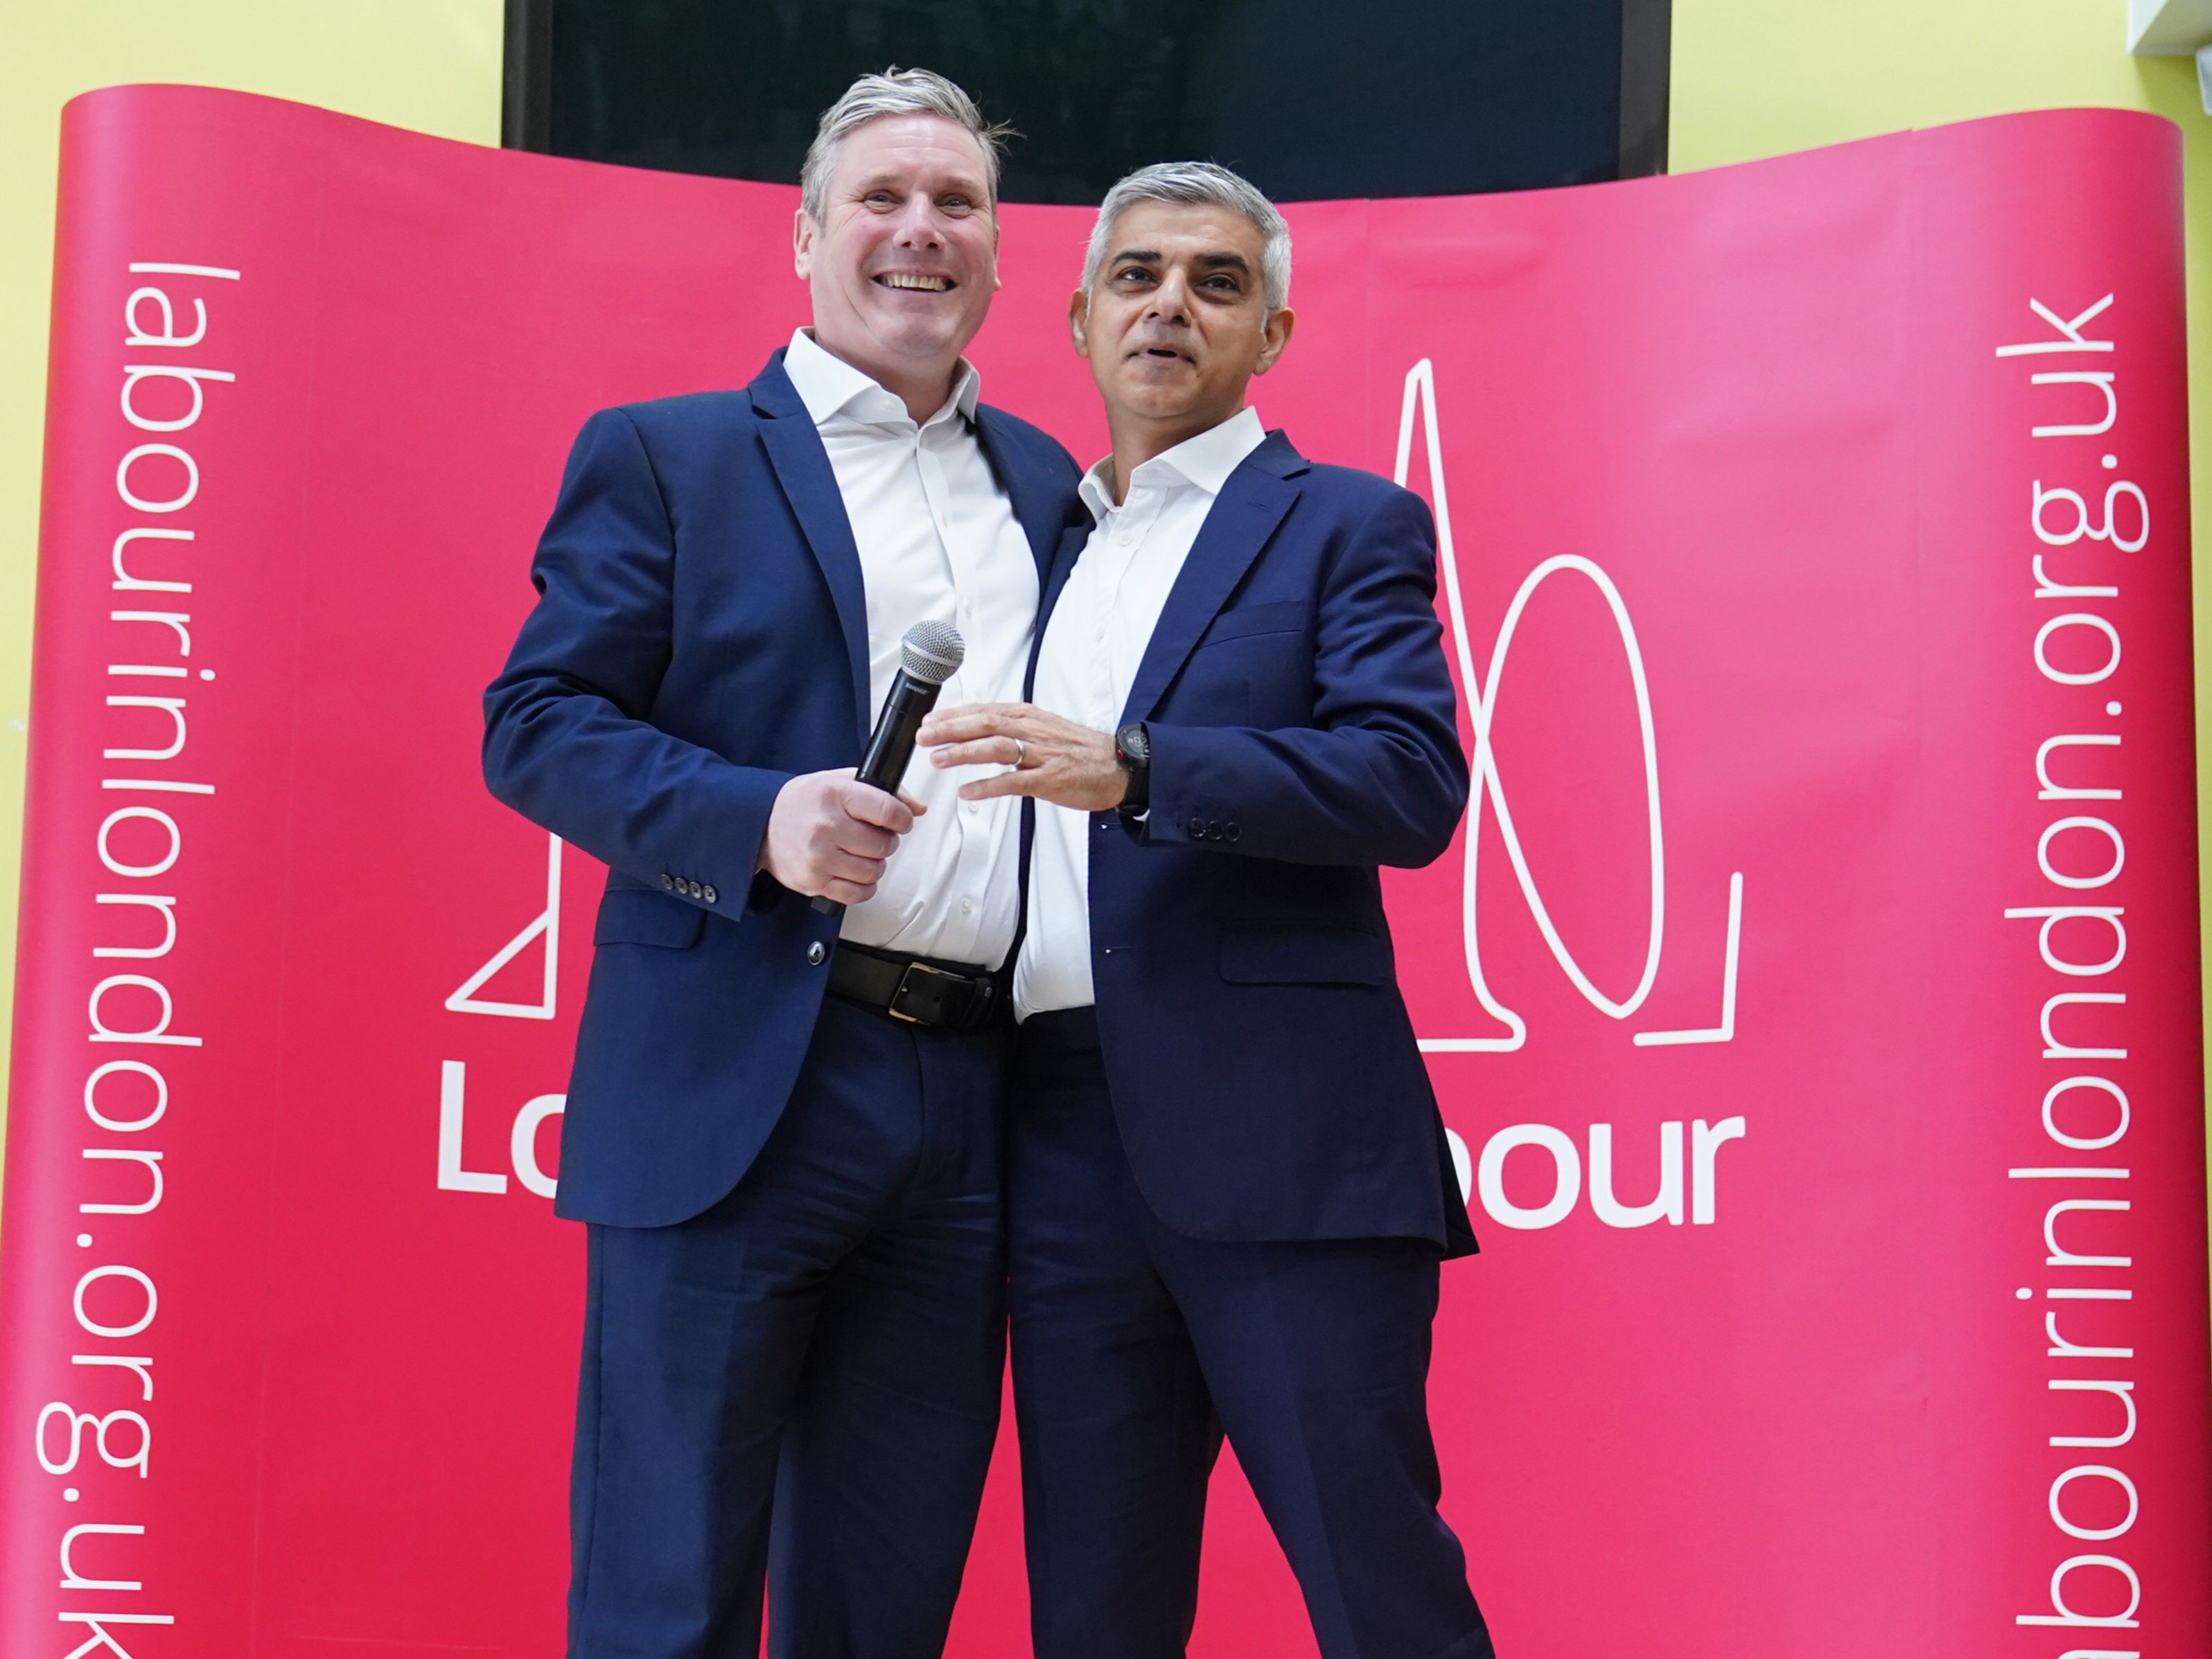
top-left (1114, 721), bottom-right (1150, 812)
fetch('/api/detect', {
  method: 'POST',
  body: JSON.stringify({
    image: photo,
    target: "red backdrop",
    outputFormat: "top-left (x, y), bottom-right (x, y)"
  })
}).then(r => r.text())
top-left (4, 87), bottom-right (2205, 1658)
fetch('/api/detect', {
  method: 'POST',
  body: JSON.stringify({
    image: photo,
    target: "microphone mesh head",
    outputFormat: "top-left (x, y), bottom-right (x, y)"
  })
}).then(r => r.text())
top-left (901, 620), bottom-right (965, 685)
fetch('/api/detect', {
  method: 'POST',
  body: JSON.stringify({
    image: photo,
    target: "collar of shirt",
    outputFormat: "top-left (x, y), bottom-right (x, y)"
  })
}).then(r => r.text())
top-left (784, 326), bottom-right (979, 433)
top-left (1077, 405), bottom-right (1267, 523)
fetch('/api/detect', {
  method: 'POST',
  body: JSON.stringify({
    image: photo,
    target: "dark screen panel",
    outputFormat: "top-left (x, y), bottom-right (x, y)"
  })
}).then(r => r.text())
top-left (540, 0), bottom-right (1647, 202)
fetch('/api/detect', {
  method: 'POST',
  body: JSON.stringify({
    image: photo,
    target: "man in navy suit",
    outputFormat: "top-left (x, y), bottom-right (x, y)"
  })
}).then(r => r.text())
top-left (482, 70), bottom-right (1080, 1659)
top-left (919, 163), bottom-right (1495, 1659)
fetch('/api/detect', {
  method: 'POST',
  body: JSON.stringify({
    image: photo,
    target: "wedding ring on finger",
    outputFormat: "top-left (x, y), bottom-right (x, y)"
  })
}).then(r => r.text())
top-left (1012, 739), bottom-right (1028, 769)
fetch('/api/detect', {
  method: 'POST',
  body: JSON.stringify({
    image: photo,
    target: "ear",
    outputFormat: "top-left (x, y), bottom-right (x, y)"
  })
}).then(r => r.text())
top-left (792, 208), bottom-right (816, 281)
top-left (1068, 288), bottom-right (1093, 360)
top-left (1252, 305), bottom-right (1297, 376)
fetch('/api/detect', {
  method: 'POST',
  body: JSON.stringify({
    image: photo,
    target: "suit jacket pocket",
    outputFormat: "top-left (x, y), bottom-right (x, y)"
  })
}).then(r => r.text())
top-left (1219, 920), bottom-right (1389, 985)
top-left (594, 888), bottom-right (708, 949)
top-left (1200, 599), bottom-right (1308, 645)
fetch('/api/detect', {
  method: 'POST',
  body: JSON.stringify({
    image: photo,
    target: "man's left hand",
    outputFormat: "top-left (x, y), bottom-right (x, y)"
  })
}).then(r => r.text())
top-left (918, 702), bottom-right (1128, 811)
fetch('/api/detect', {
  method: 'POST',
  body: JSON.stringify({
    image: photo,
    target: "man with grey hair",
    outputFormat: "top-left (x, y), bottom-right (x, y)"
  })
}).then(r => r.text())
top-left (920, 161), bottom-right (1494, 1658)
top-left (484, 67), bottom-right (1080, 1659)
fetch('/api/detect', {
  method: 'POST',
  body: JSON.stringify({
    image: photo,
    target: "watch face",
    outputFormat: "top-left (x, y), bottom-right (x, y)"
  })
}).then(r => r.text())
top-left (1118, 723), bottom-right (1149, 762)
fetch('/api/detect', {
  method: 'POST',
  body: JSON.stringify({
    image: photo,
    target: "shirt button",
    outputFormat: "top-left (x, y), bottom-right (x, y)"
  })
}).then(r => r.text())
top-left (960, 898), bottom-right (974, 914)
top-left (807, 941), bottom-right (827, 966)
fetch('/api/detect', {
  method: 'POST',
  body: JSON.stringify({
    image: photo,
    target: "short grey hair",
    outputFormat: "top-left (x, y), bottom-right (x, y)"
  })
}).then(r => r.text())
top-left (800, 68), bottom-right (1010, 225)
top-left (1080, 161), bottom-right (1292, 310)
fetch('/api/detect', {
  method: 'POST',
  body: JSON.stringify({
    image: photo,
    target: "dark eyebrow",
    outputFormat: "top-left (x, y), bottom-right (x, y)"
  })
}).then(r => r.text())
top-left (1111, 249), bottom-right (1161, 267)
top-left (850, 170), bottom-right (990, 198)
top-left (1196, 252), bottom-right (1252, 273)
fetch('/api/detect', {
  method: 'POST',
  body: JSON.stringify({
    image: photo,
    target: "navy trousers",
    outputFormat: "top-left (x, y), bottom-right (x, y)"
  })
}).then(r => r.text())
top-left (567, 994), bottom-right (1009, 1659)
top-left (1006, 1008), bottom-right (1495, 1659)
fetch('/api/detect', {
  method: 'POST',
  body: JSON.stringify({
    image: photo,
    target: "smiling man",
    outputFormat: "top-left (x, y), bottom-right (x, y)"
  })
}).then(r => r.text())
top-left (482, 69), bottom-right (1080, 1659)
top-left (920, 163), bottom-right (1494, 1659)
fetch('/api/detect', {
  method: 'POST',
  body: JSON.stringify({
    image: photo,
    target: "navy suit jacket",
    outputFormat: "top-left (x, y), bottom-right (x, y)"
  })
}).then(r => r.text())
top-left (1052, 430), bottom-right (1479, 1255)
top-left (482, 352), bottom-right (1082, 1227)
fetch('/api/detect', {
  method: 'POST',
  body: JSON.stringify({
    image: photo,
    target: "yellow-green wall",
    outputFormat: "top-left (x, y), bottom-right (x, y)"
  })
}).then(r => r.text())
top-left (0, 1), bottom-right (504, 1182)
top-left (1672, 1), bottom-right (2193, 161)
top-left (1669, 1), bottom-right (2212, 1256)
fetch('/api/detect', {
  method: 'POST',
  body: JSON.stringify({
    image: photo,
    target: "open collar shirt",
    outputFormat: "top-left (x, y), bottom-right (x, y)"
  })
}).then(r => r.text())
top-left (782, 326), bottom-right (1039, 969)
top-left (1015, 405), bottom-right (1267, 1018)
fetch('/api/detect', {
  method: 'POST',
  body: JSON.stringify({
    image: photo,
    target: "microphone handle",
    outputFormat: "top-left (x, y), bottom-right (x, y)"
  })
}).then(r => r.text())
top-left (857, 673), bottom-right (945, 793)
top-left (811, 672), bottom-right (947, 917)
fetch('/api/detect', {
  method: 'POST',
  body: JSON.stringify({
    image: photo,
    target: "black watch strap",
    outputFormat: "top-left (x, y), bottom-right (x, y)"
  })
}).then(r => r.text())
top-left (1115, 721), bottom-right (1150, 812)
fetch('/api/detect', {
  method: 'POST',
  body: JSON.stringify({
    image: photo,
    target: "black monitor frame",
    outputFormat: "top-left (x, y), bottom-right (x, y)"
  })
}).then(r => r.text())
top-left (503, 0), bottom-right (1669, 192)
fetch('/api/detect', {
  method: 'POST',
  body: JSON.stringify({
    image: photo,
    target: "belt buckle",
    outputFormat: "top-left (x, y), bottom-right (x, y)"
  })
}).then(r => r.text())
top-left (887, 960), bottom-right (957, 1024)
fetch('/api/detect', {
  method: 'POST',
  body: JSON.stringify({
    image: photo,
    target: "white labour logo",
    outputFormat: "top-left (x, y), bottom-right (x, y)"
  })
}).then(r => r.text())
top-left (446, 832), bottom-right (561, 1019)
top-left (1394, 359), bottom-right (1744, 1053)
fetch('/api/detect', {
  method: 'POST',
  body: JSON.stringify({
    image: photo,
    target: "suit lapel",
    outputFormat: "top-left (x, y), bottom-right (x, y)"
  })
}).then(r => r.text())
top-left (750, 353), bottom-right (872, 744)
top-left (1120, 434), bottom-right (1304, 725)
top-left (974, 406), bottom-right (1066, 581)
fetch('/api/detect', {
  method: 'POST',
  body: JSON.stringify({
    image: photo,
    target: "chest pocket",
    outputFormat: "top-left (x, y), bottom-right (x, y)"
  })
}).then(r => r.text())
top-left (1200, 600), bottom-right (1308, 646)
top-left (595, 888), bottom-right (708, 949)
top-left (1188, 601), bottom-right (1313, 729)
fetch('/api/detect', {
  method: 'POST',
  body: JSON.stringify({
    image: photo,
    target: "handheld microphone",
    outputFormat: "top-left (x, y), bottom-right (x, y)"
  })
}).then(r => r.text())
top-left (811, 620), bottom-right (966, 918)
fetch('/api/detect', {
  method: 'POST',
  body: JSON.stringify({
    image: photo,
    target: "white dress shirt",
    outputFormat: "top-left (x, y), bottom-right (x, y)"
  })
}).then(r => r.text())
top-left (782, 328), bottom-right (1038, 968)
top-left (1015, 406), bottom-right (1267, 1018)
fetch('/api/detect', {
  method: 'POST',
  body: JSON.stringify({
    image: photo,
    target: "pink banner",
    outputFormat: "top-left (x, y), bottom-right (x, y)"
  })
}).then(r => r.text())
top-left (3, 85), bottom-right (2204, 1658)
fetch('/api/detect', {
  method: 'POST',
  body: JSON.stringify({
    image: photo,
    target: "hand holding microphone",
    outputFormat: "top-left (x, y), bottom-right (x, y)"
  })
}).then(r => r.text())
top-left (755, 622), bottom-right (965, 916)
top-left (757, 771), bottom-right (919, 910)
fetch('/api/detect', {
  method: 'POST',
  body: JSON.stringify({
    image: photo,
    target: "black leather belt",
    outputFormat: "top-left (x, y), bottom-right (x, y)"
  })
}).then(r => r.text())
top-left (827, 939), bottom-right (1005, 1033)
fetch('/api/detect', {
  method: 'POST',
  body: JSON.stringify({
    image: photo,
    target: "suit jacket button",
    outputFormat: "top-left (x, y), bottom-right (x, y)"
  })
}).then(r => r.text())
top-left (687, 879), bottom-right (703, 898)
top-left (703, 884), bottom-right (719, 904)
top-left (807, 941), bottom-right (827, 966)
top-left (1192, 818), bottom-right (1210, 838)
top-left (1224, 823), bottom-right (1240, 843)
top-left (659, 873), bottom-right (675, 890)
